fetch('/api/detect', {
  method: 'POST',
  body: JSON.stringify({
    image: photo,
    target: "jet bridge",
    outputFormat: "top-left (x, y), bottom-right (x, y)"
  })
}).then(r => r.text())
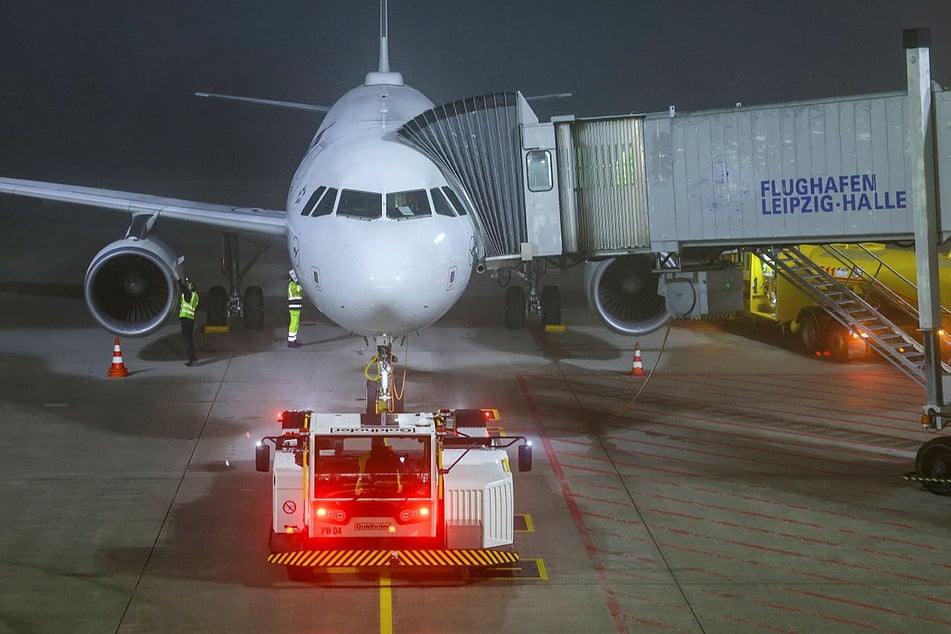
top-left (398, 78), bottom-right (951, 336)
top-left (397, 30), bottom-right (951, 443)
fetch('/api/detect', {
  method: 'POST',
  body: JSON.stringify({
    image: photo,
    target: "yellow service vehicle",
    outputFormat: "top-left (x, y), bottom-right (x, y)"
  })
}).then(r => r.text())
top-left (746, 243), bottom-right (951, 361)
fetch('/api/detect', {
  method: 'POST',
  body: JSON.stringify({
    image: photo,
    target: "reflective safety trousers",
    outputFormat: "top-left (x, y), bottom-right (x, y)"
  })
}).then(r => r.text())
top-left (287, 280), bottom-right (303, 311)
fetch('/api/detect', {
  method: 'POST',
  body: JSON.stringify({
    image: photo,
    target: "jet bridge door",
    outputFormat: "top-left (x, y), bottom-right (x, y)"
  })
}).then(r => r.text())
top-left (521, 122), bottom-right (562, 258)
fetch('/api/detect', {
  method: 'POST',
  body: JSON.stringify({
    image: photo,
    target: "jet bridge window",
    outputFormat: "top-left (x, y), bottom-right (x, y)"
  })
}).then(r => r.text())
top-left (430, 188), bottom-right (457, 217)
top-left (312, 187), bottom-right (338, 217)
top-left (301, 186), bottom-right (327, 216)
top-left (337, 189), bottom-right (383, 220)
top-left (386, 189), bottom-right (431, 220)
top-left (526, 150), bottom-right (553, 192)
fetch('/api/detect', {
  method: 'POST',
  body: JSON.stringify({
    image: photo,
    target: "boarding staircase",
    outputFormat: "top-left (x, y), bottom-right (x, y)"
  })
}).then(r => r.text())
top-left (755, 245), bottom-right (951, 387)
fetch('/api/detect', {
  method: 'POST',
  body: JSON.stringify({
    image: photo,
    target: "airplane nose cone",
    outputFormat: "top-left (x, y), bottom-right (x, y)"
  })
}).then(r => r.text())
top-left (337, 232), bottom-right (446, 332)
top-left (352, 239), bottom-right (433, 295)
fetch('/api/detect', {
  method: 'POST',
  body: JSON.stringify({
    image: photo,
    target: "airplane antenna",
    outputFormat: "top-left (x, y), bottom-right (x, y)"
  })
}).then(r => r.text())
top-left (379, 0), bottom-right (390, 73)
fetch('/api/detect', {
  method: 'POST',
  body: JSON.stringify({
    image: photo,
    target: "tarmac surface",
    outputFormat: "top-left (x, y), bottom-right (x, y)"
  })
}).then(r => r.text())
top-left (2, 193), bottom-right (951, 633)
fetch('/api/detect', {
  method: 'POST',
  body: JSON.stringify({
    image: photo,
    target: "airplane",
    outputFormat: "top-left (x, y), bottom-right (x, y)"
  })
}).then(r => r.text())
top-left (0, 1), bottom-right (667, 414)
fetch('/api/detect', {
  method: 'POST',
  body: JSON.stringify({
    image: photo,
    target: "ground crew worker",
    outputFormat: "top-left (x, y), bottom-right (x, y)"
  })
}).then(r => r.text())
top-left (287, 268), bottom-right (303, 348)
top-left (355, 437), bottom-right (402, 494)
top-left (178, 277), bottom-right (199, 367)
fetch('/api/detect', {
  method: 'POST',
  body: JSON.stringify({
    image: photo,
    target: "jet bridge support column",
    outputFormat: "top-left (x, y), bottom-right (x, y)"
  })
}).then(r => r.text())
top-left (906, 28), bottom-right (946, 430)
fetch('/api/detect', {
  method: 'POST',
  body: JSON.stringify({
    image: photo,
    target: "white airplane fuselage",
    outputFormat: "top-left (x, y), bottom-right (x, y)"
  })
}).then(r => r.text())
top-left (285, 78), bottom-right (476, 337)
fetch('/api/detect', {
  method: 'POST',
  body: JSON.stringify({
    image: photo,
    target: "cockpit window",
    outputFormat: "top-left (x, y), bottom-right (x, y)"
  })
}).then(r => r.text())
top-left (441, 187), bottom-right (468, 215)
top-left (337, 189), bottom-right (382, 220)
top-left (312, 187), bottom-right (338, 217)
top-left (430, 188), bottom-right (457, 217)
top-left (301, 186), bottom-right (327, 216)
top-left (386, 189), bottom-right (432, 220)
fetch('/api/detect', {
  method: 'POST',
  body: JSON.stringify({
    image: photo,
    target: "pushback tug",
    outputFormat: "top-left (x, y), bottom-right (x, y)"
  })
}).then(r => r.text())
top-left (256, 408), bottom-right (532, 580)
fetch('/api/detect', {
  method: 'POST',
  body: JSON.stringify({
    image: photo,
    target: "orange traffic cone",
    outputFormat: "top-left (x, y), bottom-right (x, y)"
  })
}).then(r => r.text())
top-left (108, 337), bottom-right (129, 378)
top-left (630, 342), bottom-right (645, 376)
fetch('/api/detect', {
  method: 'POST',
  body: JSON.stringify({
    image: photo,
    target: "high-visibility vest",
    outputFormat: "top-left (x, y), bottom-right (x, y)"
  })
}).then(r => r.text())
top-left (288, 280), bottom-right (303, 311)
top-left (179, 291), bottom-right (199, 319)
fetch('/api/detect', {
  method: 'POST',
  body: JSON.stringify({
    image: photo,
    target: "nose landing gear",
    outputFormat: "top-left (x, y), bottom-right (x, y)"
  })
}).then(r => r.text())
top-left (365, 337), bottom-right (405, 414)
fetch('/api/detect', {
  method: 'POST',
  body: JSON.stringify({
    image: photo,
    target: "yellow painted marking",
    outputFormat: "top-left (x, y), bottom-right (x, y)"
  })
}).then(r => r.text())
top-left (514, 514), bottom-right (534, 533)
top-left (203, 325), bottom-right (229, 333)
top-left (535, 558), bottom-right (548, 580)
top-left (544, 324), bottom-right (567, 333)
top-left (468, 557), bottom-right (546, 580)
top-left (379, 569), bottom-right (393, 634)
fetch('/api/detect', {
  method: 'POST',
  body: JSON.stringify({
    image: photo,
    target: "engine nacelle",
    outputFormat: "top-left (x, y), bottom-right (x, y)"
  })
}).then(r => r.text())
top-left (584, 255), bottom-right (670, 336)
top-left (84, 237), bottom-right (181, 337)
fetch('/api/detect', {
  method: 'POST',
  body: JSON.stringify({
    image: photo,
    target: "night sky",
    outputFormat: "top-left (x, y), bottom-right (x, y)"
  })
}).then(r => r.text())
top-left (2, 1), bottom-right (950, 193)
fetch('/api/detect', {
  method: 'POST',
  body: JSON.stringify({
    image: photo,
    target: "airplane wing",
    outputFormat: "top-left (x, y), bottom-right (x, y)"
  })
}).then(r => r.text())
top-left (0, 177), bottom-right (287, 237)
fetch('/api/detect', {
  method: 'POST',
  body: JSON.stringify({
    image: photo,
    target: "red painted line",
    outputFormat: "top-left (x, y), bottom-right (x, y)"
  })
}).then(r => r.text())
top-left (643, 476), bottom-right (921, 530)
top-left (784, 587), bottom-right (951, 627)
top-left (561, 457), bottom-right (696, 479)
top-left (857, 548), bottom-right (914, 561)
top-left (556, 461), bottom-right (619, 476)
top-left (713, 519), bottom-right (839, 546)
top-left (714, 613), bottom-right (802, 634)
top-left (600, 400), bottom-right (911, 468)
top-left (702, 588), bottom-right (877, 630)
top-left (649, 493), bottom-right (824, 528)
top-left (665, 373), bottom-right (919, 431)
top-left (518, 375), bottom-right (631, 634)
top-left (643, 508), bottom-right (707, 522)
top-left (838, 527), bottom-right (935, 551)
top-left (576, 510), bottom-right (647, 527)
top-left (570, 493), bottom-right (643, 508)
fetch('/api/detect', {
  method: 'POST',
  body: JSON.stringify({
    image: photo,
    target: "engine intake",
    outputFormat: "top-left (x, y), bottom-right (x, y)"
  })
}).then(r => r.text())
top-left (584, 255), bottom-right (670, 336)
top-left (84, 237), bottom-right (180, 337)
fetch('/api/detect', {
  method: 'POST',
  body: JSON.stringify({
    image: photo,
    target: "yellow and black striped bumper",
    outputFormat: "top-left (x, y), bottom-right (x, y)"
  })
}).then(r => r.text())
top-left (268, 548), bottom-right (518, 568)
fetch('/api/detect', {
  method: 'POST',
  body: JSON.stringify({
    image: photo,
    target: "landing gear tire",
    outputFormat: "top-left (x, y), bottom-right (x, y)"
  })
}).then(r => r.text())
top-left (797, 308), bottom-right (822, 356)
top-left (207, 285), bottom-right (227, 326)
top-left (541, 285), bottom-right (562, 326)
top-left (243, 285), bottom-right (264, 329)
top-left (915, 437), bottom-right (951, 495)
top-left (505, 286), bottom-right (525, 330)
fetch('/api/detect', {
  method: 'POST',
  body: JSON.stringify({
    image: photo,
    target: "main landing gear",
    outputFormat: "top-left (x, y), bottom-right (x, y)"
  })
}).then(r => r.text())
top-left (205, 232), bottom-right (271, 330)
top-left (500, 261), bottom-right (562, 330)
top-left (365, 336), bottom-right (405, 414)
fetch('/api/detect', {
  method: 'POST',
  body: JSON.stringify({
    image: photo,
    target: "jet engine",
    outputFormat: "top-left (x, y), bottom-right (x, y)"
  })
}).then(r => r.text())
top-left (583, 255), bottom-right (670, 336)
top-left (84, 236), bottom-right (181, 337)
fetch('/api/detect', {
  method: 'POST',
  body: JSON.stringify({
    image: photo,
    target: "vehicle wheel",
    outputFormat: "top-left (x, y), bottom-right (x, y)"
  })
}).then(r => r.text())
top-left (243, 285), bottom-right (264, 329)
top-left (269, 531), bottom-right (302, 554)
top-left (797, 308), bottom-right (822, 356)
top-left (504, 286), bottom-right (525, 329)
top-left (915, 437), bottom-right (951, 495)
top-left (206, 285), bottom-right (228, 326)
top-left (824, 321), bottom-right (850, 363)
top-left (541, 285), bottom-right (562, 326)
